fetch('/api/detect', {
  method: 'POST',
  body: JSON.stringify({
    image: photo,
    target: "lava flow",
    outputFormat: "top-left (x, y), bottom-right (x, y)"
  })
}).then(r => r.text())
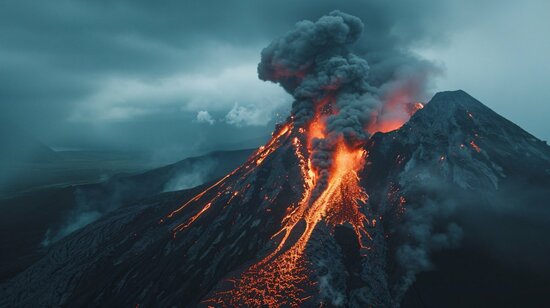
top-left (202, 98), bottom-right (374, 306)
top-left (163, 11), bottom-right (428, 303)
top-left (166, 123), bottom-right (292, 237)
top-left (165, 91), bottom-right (422, 305)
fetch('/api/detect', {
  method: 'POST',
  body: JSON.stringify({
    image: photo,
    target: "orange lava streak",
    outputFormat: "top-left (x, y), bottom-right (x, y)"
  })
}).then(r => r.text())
top-left (173, 202), bottom-right (211, 233)
top-left (324, 144), bottom-right (371, 242)
top-left (284, 141), bottom-right (370, 256)
top-left (167, 123), bottom-right (292, 234)
top-left (470, 140), bottom-right (481, 153)
top-left (256, 124), bottom-right (292, 166)
top-left (205, 121), bottom-right (370, 306)
top-left (166, 172), bottom-right (234, 219)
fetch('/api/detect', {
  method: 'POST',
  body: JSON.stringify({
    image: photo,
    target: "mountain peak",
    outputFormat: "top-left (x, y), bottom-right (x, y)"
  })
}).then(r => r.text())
top-left (406, 89), bottom-right (516, 133)
top-left (426, 90), bottom-right (490, 113)
top-left (431, 89), bottom-right (474, 101)
top-left (387, 89), bottom-right (550, 183)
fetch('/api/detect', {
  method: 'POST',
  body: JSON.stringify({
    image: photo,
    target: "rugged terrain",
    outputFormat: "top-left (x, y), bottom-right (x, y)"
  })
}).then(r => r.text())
top-left (0, 149), bottom-right (253, 282)
top-left (1, 90), bottom-right (549, 307)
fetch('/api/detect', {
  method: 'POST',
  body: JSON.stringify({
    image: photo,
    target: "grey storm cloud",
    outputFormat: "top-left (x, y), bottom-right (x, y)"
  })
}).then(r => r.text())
top-left (1, 0), bottom-right (548, 160)
top-left (0, 0), bottom-right (450, 157)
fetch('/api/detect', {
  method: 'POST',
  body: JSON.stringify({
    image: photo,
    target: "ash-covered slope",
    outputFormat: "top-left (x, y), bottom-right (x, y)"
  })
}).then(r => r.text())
top-left (1, 91), bottom-right (549, 307)
top-left (0, 148), bottom-right (253, 283)
top-left (366, 89), bottom-right (550, 193)
top-left (0, 122), bottom-right (305, 307)
top-left (361, 90), bottom-right (550, 302)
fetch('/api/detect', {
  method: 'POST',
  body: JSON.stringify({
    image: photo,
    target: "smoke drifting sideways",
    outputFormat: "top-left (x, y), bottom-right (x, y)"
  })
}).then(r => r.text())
top-left (258, 11), bottom-right (438, 196)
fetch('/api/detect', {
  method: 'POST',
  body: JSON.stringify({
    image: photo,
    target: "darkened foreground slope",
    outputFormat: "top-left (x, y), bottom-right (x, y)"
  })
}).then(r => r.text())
top-left (1, 91), bottom-right (549, 307)
top-left (0, 149), bottom-right (253, 283)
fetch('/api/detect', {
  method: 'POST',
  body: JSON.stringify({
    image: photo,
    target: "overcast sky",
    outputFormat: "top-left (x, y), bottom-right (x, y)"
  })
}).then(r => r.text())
top-left (1, 0), bottom-right (548, 161)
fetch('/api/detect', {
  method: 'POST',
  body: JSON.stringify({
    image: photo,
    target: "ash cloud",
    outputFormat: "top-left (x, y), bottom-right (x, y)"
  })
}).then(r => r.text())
top-left (0, 0), bottom-right (447, 162)
top-left (2, 0), bottom-right (548, 158)
top-left (258, 11), bottom-right (438, 196)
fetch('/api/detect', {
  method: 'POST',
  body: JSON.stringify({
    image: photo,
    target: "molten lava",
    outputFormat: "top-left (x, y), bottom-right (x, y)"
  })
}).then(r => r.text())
top-left (167, 123), bottom-right (293, 237)
top-left (470, 140), bottom-right (481, 153)
top-left (202, 99), bottom-right (373, 306)
top-left (167, 90), bottom-right (423, 305)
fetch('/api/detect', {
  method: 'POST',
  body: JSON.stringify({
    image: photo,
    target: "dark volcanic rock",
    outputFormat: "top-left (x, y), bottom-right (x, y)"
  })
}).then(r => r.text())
top-left (0, 149), bottom-right (253, 283)
top-left (1, 91), bottom-right (549, 307)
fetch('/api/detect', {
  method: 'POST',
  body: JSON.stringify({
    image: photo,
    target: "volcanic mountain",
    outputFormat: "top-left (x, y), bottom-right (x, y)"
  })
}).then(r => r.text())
top-left (1, 90), bottom-right (549, 307)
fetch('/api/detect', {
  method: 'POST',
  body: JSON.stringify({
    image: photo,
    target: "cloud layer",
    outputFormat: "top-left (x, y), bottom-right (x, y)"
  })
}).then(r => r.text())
top-left (1, 0), bottom-right (548, 161)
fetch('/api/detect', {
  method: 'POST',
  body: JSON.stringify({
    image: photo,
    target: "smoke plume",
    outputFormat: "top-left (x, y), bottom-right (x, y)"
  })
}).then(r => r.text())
top-left (163, 159), bottom-right (217, 192)
top-left (258, 11), bottom-right (437, 196)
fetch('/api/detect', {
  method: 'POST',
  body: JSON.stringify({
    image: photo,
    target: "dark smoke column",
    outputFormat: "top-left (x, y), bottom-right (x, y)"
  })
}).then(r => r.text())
top-left (257, 11), bottom-right (381, 196)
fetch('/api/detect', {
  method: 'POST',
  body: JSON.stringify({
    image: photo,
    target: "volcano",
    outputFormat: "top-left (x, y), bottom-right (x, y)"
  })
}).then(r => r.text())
top-left (3, 11), bottom-right (550, 307)
top-left (1, 90), bottom-right (549, 307)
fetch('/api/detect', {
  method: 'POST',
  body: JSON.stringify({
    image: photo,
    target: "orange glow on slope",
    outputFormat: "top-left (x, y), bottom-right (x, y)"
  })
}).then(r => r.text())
top-left (203, 114), bottom-right (371, 306)
top-left (367, 101), bottom-right (424, 134)
top-left (172, 88), bottom-right (426, 305)
top-left (469, 140), bottom-right (481, 153)
top-left (166, 123), bottom-right (292, 236)
top-left (256, 124), bottom-right (291, 165)
top-left (367, 117), bottom-right (408, 134)
top-left (366, 84), bottom-right (424, 134)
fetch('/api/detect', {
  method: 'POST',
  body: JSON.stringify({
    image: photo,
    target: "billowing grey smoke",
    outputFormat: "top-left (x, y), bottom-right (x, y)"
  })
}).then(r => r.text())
top-left (258, 11), bottom-right (435, 196)
top-left (258, 11), bottom-right (365, 95)
top-left (258, 12), bottom-right (376, 195)
top-left (258, 11), bottom-right (449, 298)
top-left (258, 11), bottom-right (374, 124)
top-left (394, 199), bottom-right (463, 299)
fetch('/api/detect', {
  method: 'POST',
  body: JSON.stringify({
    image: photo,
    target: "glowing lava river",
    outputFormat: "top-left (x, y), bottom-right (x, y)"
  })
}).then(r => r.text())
top-left (157, 11), bottom-right (429, 306)
top-left (154, 89), bottom-right (426, 306)
top-left (156, 88), bottom-right (425, 306)
top-left (202, 130), bottom-right (371, 306)
top-left (207, 145), bottom-right (368, 306)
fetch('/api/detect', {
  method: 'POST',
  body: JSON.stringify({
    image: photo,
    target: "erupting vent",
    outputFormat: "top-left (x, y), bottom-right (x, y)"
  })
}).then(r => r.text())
top-left (163, 81), bottom-right (422, 307)
top-left (202, 98), bottom-right (375, 306)
top-left (161, 11), bottom-right (428, 306)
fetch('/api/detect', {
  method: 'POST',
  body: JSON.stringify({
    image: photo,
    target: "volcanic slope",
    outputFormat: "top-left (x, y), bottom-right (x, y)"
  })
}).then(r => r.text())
top-left (1, 91), bottom-right (549, 307)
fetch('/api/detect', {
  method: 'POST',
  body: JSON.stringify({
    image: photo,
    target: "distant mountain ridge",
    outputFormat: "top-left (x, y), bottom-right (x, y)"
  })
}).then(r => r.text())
top-left (0, 148), bottom-right (253, 282)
